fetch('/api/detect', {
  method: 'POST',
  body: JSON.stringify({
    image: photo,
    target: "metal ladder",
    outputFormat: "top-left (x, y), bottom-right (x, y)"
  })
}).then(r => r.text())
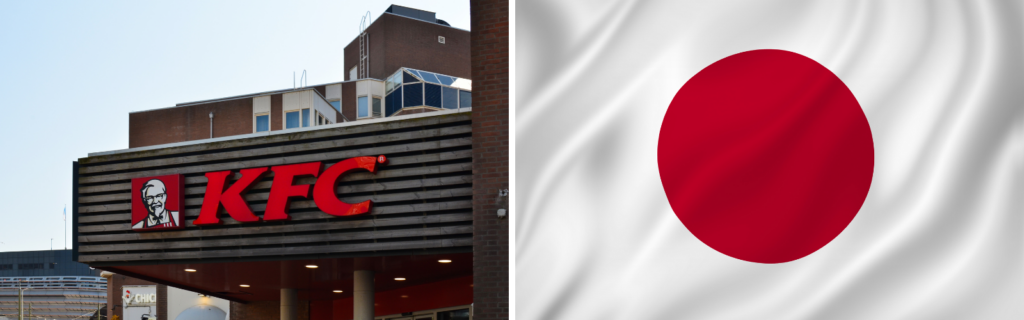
top-left (358, 11), bottom-right (371, 79)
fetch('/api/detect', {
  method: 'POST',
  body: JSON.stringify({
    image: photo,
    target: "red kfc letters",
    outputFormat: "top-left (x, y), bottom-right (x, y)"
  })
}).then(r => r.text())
top-left (313, 157), bottom-right (379, 216)
top-left (264, 162), bottom-right (323, 221)
top-left (193, 156), bottom-right (382, 225)
top-left (195, 167), bottom-right (269, 224)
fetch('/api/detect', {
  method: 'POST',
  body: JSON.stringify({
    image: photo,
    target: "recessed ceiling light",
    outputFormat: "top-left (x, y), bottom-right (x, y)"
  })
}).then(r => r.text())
top-left (239, 284), bottom-right (250, 288)
top-left (184, 269), bottom-right (197, 272)
top-left (333, 290), bottom-right (343, 293)
top-left (438, 259), bottom-right (452, 263)
top-left (394, 277), bottom-right (406, 281)
top-left (305, 265), bottom-right (318, 269)
top-left (401, 295), bottom-right (408, 298)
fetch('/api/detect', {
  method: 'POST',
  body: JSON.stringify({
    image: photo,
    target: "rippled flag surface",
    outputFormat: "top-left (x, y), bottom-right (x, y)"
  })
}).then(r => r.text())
top-left (517, 1), bottom-right (1024, 319)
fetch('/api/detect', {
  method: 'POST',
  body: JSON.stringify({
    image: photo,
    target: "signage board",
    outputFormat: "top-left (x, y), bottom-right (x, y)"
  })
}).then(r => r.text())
top-left (131, 156), bottom-right (386, 231)
top-left (123, 285), bottom-right (157, 320)
top-left (131, 174), bottom-right (184, 231)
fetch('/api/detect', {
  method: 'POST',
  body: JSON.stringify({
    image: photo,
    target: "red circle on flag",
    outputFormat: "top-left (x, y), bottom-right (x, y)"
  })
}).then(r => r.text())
top-left (658, 49), bottom-right (874, 264)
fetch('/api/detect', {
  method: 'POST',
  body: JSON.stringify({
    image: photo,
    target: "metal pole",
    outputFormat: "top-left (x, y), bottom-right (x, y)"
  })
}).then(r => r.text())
top-left (18, 286), bottom-right (23, 320)
top-left (209, 112), bottom-right (214, 139)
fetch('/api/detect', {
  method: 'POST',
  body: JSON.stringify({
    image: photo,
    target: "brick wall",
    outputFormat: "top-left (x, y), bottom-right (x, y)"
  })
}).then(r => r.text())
top-left (342, 82), bottom-right (357, 121)
top-left (231, 300), bottom-right (310, 320)
top-left (128, 98), bottom-right (254, 148)
top-left (105, 273), bottom-right (157, 319)
top-left (157, 284), bottom-right (167, 320)
top-left (383, 14), bottom-right (472, 80)
top-left (271, 94), bottom-right (283, 131)
top-left (469, 0), bottom-right (509, 319)
top-left (344, 13), bottom-right (471, 81)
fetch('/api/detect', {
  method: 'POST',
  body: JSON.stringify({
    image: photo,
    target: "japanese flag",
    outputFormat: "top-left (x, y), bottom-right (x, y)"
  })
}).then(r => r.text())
top-left (517, 1), bottom-right (1024, 319)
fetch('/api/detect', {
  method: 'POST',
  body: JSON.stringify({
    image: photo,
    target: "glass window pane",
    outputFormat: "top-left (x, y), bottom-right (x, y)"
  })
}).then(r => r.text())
top-left (436, 75), bottom-right (455, 86)
top-left (442, 87), bottom-right (458, 109)
top-left (358, 96), bottom-right (369, 118)
top-left (256, 115), bottom-right (269, 132)
top-left (302, 109), bottom-right (310, 127)
top-left (386, 86), bottom-right (402, 117)
top-left (385, 74), bottom-right (396, 93)
top-left (437, 308), bottom-right (470, 320)
top-left (286, 111), bottom-right (299, 129)
top-left (419, 71), bottom-right (441, 84)
top-left (372, 97), bottom-right (382, 117)
top-left (403, 71), bottom-right (419, 83)
top-left (329, 101), bottom-right (341, 112)
top-left (459, 90), bottom-right (472, 109)
top-left (424, 83), bottom-right (442, 108)
top-left (385, 92), bottom-right (394, 117)
top-left (404, 83), bottom-right (422, 107)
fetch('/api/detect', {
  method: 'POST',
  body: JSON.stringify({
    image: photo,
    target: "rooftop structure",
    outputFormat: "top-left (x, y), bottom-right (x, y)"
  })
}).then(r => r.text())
top-left (128, 4), bottom-right (470, 149)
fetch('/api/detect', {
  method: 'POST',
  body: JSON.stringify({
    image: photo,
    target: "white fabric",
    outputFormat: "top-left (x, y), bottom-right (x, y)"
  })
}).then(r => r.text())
top-left (516, 1), bottom-right (1024, 319)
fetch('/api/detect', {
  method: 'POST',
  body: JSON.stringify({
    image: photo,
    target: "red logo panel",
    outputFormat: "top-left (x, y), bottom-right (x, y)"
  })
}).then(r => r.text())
top-left (131, 174), bottom-right (185, 232)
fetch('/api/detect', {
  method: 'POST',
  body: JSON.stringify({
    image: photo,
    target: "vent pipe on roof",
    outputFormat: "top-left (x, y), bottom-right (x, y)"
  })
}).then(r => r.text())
top-left (209, 112), bottom-right (214, 139)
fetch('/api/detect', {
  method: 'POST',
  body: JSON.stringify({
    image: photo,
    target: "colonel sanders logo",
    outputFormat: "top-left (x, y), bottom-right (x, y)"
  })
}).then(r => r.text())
top-left (131, 174), bottom-right (184, 231)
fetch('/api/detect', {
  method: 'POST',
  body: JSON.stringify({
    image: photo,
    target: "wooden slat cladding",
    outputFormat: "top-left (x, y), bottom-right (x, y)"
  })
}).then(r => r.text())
top-left (74, 113), bottom-right (473, 265)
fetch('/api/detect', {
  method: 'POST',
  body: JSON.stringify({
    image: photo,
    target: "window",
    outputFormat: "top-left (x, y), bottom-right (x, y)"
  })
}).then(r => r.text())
top-left (385, 68), bottom-right (472, 115)
top-left (424, 83), bottom-right (442, 108)
top-left (403, 71), bottom-right (419, 83)
top-left (18, 263), bottom-right (43, 270)
top-left (329, 101), bottom-right (341, 112)
top-left (302, 109), bottom-right (310, 127)
top-left (372, 97), bottom-right (382, 117)
top-left (418, 71), bottom-right (440, 83)
top-left (459, 90), bottom-right (472, 109)
top-left (442, 87), bottom-right (458, 109)
top-left (404, 83), bottom-right (423, 107)
top-left (385, 89), bottom-right (398, 117)
top-left (350, 66), bottom-right (357, 80)
top-left (286, 111), bottom-right (300, 129)
top-left (255, 114), bottom-right (269, 132)
top-left (437, 308), bottom-right (470, 320)
top-left (358, 96), bottom-right (369, 118)
top-left (436, 75), bottom-right (455, 86)
top-left (49, 262), bottom-right (56, 269)
top-left (0, 264), bottom-right (12, 270)
top-left (386, 70), bottom-right (403, 93)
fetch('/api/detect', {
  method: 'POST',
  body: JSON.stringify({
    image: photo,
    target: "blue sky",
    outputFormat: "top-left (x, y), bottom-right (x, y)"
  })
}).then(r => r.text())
top-left (0, 0), bottom-right (470, 252)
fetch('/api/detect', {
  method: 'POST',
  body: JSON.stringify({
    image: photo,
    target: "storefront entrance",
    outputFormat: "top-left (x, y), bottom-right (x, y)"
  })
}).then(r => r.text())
top-left (376, 305), bottom-right (472, 320)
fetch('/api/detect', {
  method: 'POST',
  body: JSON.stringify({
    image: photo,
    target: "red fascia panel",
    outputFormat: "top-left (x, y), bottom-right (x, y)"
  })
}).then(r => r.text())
top-left (332, 275), bottom-right (473, 320)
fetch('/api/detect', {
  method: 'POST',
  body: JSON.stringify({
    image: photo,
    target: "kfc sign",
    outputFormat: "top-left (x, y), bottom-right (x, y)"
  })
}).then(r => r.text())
top-left (131, 156), bottom-right (385, 231)
top-left (131, 174), bottom-right (184, 231)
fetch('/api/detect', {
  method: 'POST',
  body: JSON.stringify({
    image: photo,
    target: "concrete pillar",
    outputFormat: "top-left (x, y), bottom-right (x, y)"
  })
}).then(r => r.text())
top-left (354, 270), bottom-right (375, 320)
top-left (280, 288), bottom-right (297, 320)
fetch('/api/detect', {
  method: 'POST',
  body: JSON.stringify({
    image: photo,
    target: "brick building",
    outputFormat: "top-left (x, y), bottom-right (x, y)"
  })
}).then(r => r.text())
top-left (73, 3), bottom-right (507, 320)
top-left (129, 5), bottom-right (472, 149)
